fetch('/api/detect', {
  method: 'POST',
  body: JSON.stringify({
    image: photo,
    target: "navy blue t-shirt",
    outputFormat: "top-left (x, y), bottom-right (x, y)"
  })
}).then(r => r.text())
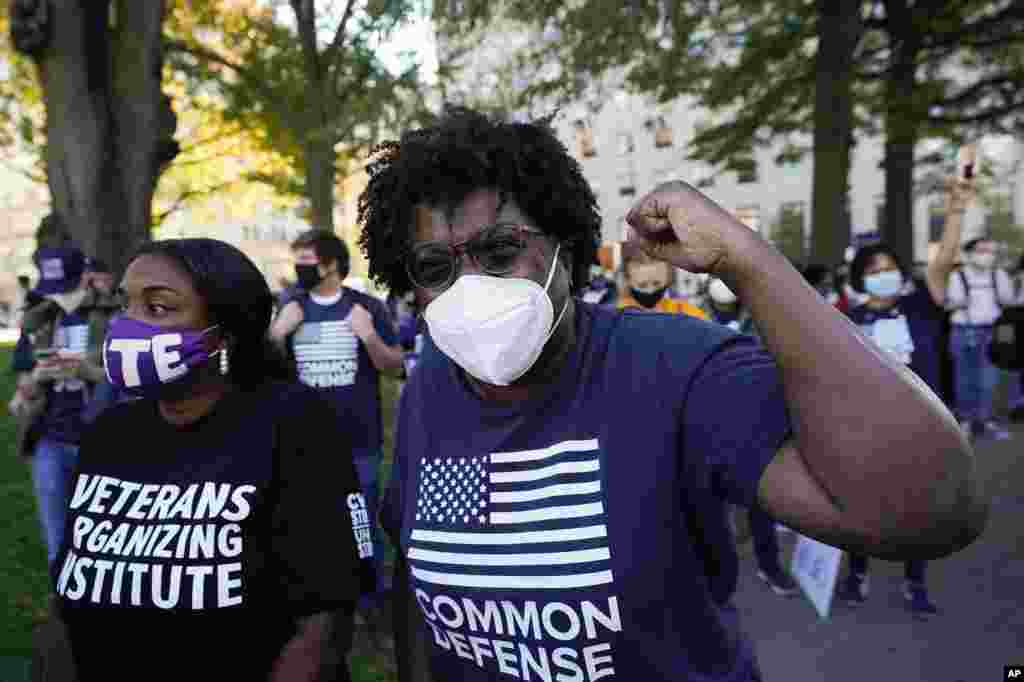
top-left (846, 279), bottom-right (945, 395)
top-left (39, 310), bottom-right (92, 445)
top-left (384, 302), bottom-right (791, 681)
top-left (54, 381), bottom-right (372, 681)
top-left (290, 288), bottom-right (398, 452)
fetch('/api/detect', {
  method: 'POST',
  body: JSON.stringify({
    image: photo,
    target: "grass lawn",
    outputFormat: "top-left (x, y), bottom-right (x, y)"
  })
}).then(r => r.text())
top-left (0, 348), bottom-right (401, 681)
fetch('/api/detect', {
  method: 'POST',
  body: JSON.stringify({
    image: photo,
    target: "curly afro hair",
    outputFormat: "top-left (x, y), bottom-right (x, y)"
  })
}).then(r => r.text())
top-left (357, 107), bottom-right (602, 296)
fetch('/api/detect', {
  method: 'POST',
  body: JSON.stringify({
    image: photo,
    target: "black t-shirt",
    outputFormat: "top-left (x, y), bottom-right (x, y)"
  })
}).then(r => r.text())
top-left (53, 381), bottom-right (374, 681)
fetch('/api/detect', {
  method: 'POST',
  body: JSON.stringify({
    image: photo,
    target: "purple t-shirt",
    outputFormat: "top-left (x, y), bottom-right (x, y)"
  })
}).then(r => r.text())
top-left (383, 302), bottom-right (790, 681)
top-left (290, 288), bottom-right (397, 451)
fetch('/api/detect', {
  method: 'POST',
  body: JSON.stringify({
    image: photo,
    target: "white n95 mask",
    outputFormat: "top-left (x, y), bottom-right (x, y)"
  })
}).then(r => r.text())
top-left (425, 243), bottom-right (568, 386)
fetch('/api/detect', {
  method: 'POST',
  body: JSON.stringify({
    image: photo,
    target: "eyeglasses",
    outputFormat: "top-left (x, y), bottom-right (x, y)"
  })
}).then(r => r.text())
top-left (405, 223), bottom-right (547, 291)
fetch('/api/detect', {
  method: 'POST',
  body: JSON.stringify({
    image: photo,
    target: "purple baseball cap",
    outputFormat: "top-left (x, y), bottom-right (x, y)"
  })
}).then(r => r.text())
top-left (32, 246), bottom-right (87, 296)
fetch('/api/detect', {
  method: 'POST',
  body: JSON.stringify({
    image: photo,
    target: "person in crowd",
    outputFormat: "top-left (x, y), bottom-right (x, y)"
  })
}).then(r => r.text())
top-left (579, 263), bottom-right (619, 305)
top-left (617, 245), bottom-right (708, 319)
top-left (947, 235), bottom-right (1017, 440)
top-left (834, 175), bottom-right (974, 618)
top-left (1005, 253), bottom-right (1024, 422)
top-left (276, 275), bottom-right (303, 311)
top-left (395, 291), bottom-right (426, 382)
top-left (12, 274), bottom-right (31, 327)
top-left (801, 264), bottom-right (840, 307)
top-left (269, 229), bottom-right (402, 627)
top-left (77, 258), bottom-right (131, 424)
top-left (357, 108), bottom-right (986, 682)
top-left (54, 238), bottom-right (371, 681)
top-left (705, 277), bottom-right (799, 598)
top-left (9, 243), bottom-right (100, 567)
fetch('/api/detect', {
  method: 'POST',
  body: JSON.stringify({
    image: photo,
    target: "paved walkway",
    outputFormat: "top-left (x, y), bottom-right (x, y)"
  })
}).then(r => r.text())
top-left (735, 426), bottom-right (1024, 682)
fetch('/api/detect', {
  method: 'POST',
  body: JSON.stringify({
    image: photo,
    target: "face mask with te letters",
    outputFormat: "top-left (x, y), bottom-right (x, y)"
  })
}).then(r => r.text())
top-left (103, 317), bottom-right (221, 399)
top-left (425, 243), bottom-right (568, 387)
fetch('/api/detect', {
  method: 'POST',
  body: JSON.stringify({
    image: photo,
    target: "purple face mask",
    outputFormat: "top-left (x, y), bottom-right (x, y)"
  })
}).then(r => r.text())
top-left (103, 317), bottom-right (220, 398)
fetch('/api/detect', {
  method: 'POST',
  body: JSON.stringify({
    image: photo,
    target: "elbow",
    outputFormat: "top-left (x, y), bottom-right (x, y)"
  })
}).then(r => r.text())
top-left (868, 465), bottom-right (990, 561)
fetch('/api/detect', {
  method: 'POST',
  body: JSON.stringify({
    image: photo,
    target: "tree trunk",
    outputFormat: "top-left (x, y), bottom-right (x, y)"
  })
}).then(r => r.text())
top-left (882, 8), bottom-right (920, 267)
top-left (809, 0), bottom-right (861, 267)
top-left (292, 2), bottom-right (337, 234)
top-left (24, 0), bottom-right (175, 275)
top-left (306, 139), bottom-right (337, 233)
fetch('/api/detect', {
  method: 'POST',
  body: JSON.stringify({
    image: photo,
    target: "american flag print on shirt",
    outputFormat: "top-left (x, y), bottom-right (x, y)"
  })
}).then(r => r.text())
top-left (293, 320), bottom-right (359, 389)
top-left (408, 438), bottom-right (613, 590)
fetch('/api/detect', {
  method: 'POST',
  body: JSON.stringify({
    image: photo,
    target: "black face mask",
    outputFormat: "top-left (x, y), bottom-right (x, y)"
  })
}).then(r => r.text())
top-left (631, 286), bottom-right (668, 309)
top-left (295, 264), bottom-right (323, 290)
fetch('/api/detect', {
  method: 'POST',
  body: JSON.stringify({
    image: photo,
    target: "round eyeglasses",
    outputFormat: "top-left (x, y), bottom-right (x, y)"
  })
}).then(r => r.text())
top-left (405, 223), bottom-right (547, 291)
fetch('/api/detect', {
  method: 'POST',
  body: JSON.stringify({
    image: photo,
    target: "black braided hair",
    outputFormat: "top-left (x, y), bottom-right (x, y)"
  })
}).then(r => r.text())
top-left (356, 107), bottom-right (602, 296)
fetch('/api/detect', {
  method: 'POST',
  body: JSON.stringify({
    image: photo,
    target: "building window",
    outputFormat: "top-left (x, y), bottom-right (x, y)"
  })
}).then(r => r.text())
top-left (574, 119), bottom-right (597, 158)
top-left (645, 116), bottom-right (674, 148)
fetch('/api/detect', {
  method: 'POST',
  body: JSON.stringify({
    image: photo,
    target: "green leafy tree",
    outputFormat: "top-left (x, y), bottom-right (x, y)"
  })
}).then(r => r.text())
top-left (435, 1), bottom-right (1024, 268)
top-left (166, 0), bottom-right (435, 234)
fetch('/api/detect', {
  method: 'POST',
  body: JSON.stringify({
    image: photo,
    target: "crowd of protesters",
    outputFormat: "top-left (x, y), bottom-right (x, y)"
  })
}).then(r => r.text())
top-left (6, 108), bottom-right (996, 682)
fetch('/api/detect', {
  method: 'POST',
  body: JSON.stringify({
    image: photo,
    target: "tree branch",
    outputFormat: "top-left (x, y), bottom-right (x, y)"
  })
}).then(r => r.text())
top-left (928, 100), bottom-right (1024, 126)
top-left (153, 179), bottom-right (241, 226)
top-left (933, 73), bottom-right (1024, 109)
top-left (920, 5), bottom-right (1024, 52)
top-left (166, 39), bottom-right (299, 130)
top-left (290, 0), bottom-right (322, 83)
top-left (324, 0), bottom-right (358, 75)
top-left (176, 125), bottom-right (245, 155)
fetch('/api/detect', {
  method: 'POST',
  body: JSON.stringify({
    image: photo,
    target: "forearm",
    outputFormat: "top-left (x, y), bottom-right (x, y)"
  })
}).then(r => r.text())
top-left (79, 360), bottom-right (107, 384)
top-left (931, 208), bottom-right (963, 276)
top-left (272, 607), bottom-right (353, 682)
top-left (362, 332), bottom-right (404, 373)
top-left (721, 231), bottom-right (983, 550)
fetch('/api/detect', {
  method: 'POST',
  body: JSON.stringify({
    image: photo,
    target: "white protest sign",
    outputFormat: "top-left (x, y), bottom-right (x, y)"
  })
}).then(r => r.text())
top-left (790, 533), bottom-right (843, 620)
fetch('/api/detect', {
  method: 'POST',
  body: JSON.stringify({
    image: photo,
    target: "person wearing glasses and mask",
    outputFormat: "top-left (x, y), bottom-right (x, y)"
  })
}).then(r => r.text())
top-left (359, 108), bottom-right (986, 682)
top-left (617, 246), bottom-right (708, 319)
top-left (270, 229), bottom-right (402, 637)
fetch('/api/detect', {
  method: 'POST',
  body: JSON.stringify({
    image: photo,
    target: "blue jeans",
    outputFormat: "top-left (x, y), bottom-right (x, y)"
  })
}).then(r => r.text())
top-left (31, 438), bottom-right (79, 567)
top-left (950, 325), bottom-right (1001, 422)
top-left (353, 449), bottom-right (383, 600)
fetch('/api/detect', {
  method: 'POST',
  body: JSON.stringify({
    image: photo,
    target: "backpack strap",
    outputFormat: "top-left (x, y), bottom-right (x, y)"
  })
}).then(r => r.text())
top-left (957, 268), bottom-right (972, 324)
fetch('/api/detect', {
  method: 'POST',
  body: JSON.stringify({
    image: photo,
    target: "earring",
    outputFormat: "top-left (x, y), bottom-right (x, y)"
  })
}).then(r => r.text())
top-left (220, 347), bottom-right (229, 376)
